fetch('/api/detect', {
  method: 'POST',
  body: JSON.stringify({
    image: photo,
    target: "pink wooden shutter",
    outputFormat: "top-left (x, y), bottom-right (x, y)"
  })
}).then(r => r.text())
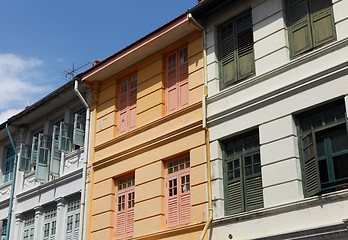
top-left (166, 52), bottom-right (178, 114)
top-left (118, 79), bottom-right (129, 135)
top-left (179, 173), bottom-right (191, 225)
top-left (116, 195), bottom-right (126, 239)
top-left (129, 74), bottom-right (137, 130)
top-left (126, 191), bottom-right (135, 238)
top-left (178, 47), bottom-right (189, 109)
top-left (166, 176), bottom-right (179, 228)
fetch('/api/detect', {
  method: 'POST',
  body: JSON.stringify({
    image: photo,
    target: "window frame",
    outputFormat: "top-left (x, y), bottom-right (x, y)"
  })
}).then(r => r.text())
top-left (217, 9), bottom-right (255, 90)
top-left (222, 130), bottom-right (263, 215)
top-left (165, 46), bottom-right (189, 115)
top-left (114, 174), bottom-right (135, 240)
top-left (3, 145), bottom-right (15, 184)
top-left (165, 155), bottom-right (191, 228)
top-left (297, 99), bottom-right (348, 197)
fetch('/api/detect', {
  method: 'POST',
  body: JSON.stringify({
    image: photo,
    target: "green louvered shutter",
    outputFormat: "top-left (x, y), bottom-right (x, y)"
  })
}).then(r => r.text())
top-left (225, 157), bottom-right (244, 214)
top-left (219, 19), bottom-right (237, 88)
top-left (236, 11), bottom-right (255, 80)
top-left (244, 153), bottom-right (263, 211)
top-left (309, 0), bottom-right (336, 47)
top-left (59, 122), bottom-right (72, 153)
top-left (73, 114), bottom-right (85, 147)
top-left (35, 134), bottom-right (50, 183)
top-left (51, 125), bottom-right (62, 176)
top-left (31, 136), bottom-right (38, 166)
top-left (286, 0), bottom-right (313, 58)
top-left (300, 131), bottom-right (321, 197)
top-left (19, 143), bottom-right (31, 172)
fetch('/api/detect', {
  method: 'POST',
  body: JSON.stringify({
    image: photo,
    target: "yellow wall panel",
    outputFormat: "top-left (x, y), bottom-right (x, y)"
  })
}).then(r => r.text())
top-left (137, 104), bottom-right (163, 127)
top-left (190, 183), bottom-right (207, 206)
top-left (92, 194), bottom-right (115, 216)
top-left (137, 73), bottom-right (163, 99)
top-left (98, 84), bottom-right (115, 104)
top-left (96, 111), bottom-right (115, 132)
top-left (91, 228), bottom-right (113, 240)
top-left (188, 33), bottom-right (203, 57)
top-left (189, 69), bottom-right (203, 91)
top-left (91, 211), bottom-right (114, 232)
top-left (134, 196), bottom-right (164, 221)
top-left (95, 126), bottom-right (114, 146)
top-left (191, 203), bottom-right (207, 225)
top-left (134, 214), bottom-right (164, 237)
top-left (98, 98), bottom-right (116, 118)
top-left (190, 145), bottom-right (205, 167)
top-left (189, 85), bottom-right (203, 105)
top-left (136, 160), bottom-right (164, 185)
top-left (188, 52), bottom-right (203, 74)
top-left (138, 58), bottom-right (162, 84)
top-left (93, 178), bottom-right (115, 199)
top-left (136, 177), bottom-right (164, 203)
top-left (191, 163), bottom-right (207, 186)
top-left (137, 89), bottom-right (163, 114)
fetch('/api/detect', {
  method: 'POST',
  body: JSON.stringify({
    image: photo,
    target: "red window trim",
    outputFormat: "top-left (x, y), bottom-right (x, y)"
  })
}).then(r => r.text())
top-left (165, 155), bottom-right (191, 228)
top-left (117, 73), bottom-right (137, 136)
top-left (165, 46), bottom-right (189, 115)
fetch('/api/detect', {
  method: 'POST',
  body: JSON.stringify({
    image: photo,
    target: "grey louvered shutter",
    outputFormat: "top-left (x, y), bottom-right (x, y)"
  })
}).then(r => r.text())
top-left (19, 143), bottom-right (31, 172)
top-left (244, 153), bottom-right (263, 211)
top-left (59, 122), bottom-right (72, 153)
top-left (236, 11), bottom-right (255, 80)
top-left (73, 114), bottom-right (85, 147)
top-left (35, 133), bottom-right (50, 183)
top-left (309, 0), bottom-right (336, 47)
top-left (300, 131), bottom-right (321, 197)
top-left (286, 0), bottom-right (313, 58)
top-left (219, 20), bottom-right (237, 88)
top-left (31, 136), bottom-right (38, 166)
top-left (50, 125), bottom-right (62, 176)
top-left (225, 157), bottom-right (244, 215)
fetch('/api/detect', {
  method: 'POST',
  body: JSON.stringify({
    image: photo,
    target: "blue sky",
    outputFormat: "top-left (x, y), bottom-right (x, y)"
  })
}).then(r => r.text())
top-left (0, 0), bottom-right (197, 123)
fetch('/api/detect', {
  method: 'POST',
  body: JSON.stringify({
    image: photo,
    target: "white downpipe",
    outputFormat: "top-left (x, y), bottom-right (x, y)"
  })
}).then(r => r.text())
top-left (74, 80), bottom-right (90, 240)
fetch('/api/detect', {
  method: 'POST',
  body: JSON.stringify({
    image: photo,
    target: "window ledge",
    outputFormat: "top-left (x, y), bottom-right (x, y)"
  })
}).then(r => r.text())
top-left (0, 181), bottom-right (12, 190)
top-left (208, 37), bottom-right (348, 105)
top-left (213, 188), bottom-right (348, 225)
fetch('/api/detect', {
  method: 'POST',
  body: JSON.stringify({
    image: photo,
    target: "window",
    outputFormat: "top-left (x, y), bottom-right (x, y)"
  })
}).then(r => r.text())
top-left (165, 156), bottom-right (190, 228)
top-left (65, 197), bottom-right (80, 240)
top-left (3, 146), bottom-right (15, 183)
top-left (218, 10), bottom-right (255, 89)
top-left (73, 107), bottom-right (86, 148)
top-left (222, 130), bottom-right (263, 215)
top-left (1, 219), bottom-right (7, 240)
top-left (115, 175), bottom-right (135, 239)
top-left (22, 214), bottom-right (35, 240)
top-left (285, 0), bottom-right (336, 58)
top-left (297, 100), bottom-right (348, 196)
top-left (117, 74), bottom-right (137, 135)
top-left (43, 206), bottom-right (57, 240)
top-left (165, 47), bottom-right (189, 114)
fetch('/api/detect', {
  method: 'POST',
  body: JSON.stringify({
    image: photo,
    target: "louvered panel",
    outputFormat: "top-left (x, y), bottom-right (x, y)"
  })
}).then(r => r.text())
top-left (221, 37), bottom-right (234, 65)
top-left (180, 193), bottom-right (191, 225)
top-left (167, 196), bottom-right (179, 228)
top-left (167, 68), bottom-right (177, 87)
top-left (126, 208), bottom-right (134, 238)
top-left (309, 0), bottom-right (336, 47)
top-left (73, 229), bottom-right (79, 240)
top-left (73, 114), bottom-right (85, 147)
top-left (116, 212), bottom-right (126, 239)
top-left (119, 94), bottom-right (128, 110)
top-left (245, 176), bottom-right (263, 211)
top-left (288, 0), bottom-right (309, 25)
top-left (179, 62), bottom-right (188, 82)
top-left (227, 181), bottom-right (243, 214)
top-left (51, 125), bottom-right (61, 176)
top-left (237, 27), bottom-right (255, 80)
top-left (304, 157), bottom-right (321, 195)
top-left (129, 88), bottom-right (137, 106)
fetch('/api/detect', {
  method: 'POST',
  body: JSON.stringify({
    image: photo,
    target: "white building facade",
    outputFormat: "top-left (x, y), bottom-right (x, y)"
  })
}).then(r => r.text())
top-left (191, 0), bottom-right (348, 239)
top-left (0, 80), bottom-right (89, 240)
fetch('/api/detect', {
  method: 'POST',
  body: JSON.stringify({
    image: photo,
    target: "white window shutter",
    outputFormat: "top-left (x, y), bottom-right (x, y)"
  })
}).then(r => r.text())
top-left (59, 122), bottom-right (72, 153)
top-left (50, 125), bottom-right (62, 176)
top-left (19, 143), bottom-right (31, 172)
top-left (35, 134), bottom-right (50, 183)
top-left (73, 114), bottom-right (85, 147)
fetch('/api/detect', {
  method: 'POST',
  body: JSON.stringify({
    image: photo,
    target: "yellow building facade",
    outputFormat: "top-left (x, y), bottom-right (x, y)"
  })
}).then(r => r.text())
top-left (80, 14), bottom-right (208, 239)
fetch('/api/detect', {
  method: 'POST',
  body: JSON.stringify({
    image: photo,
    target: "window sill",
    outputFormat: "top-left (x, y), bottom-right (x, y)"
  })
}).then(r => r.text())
top-left (214, 188), bottom-right (348, 225)
top-left (0, 181), bottom-right (12, 189)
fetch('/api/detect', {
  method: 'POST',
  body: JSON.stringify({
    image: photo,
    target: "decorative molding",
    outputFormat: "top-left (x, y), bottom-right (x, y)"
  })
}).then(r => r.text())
top-left (17, 168), bottom-right (83, 202)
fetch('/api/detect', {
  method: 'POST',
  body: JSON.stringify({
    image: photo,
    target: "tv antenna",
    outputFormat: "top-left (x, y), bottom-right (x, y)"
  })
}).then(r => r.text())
top-left (62, 61), bottom-right (91, 81)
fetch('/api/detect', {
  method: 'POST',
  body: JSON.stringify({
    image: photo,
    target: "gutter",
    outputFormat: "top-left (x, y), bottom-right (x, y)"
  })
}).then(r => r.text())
top-left (188, 13), bottom-right (213, 240)
top-left (5, 124), bottom-right (18, 240)
top-left (74, 79), bottom-right (91, 240)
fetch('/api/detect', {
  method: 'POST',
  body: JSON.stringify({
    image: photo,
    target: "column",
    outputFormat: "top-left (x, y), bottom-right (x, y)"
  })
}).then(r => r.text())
top-left (34, 206), bottom-right (43, 240)
top-left (56, 197), bottom-right (66, 240)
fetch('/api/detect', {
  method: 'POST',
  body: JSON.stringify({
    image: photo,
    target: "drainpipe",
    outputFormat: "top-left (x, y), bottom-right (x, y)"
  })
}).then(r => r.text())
top-left (74, 79), bottom-right (90, 240)
top-left (188, 13), bottom-right (213, 240)
top-left (5, 123), bottom-right (18, 240)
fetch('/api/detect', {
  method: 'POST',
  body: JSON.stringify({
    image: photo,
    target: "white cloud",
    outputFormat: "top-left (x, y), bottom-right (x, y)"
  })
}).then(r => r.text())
top-left (0, 53), bottom-right (50, 112)
top-left (0, 108), bottom-right (22, 125)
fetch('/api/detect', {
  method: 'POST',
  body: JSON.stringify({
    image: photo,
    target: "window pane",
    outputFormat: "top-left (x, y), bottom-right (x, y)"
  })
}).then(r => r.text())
top-left (245, 156), bottom-right (252, 166)
top-left (319, 159), bottom-right (329, 183)
top-left (333, 154), bottom-right (348, 180)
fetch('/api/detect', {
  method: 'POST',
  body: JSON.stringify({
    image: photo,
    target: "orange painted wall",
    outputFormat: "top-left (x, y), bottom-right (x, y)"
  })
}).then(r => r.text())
top-left (86, 30), bottom-right (207, 240)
